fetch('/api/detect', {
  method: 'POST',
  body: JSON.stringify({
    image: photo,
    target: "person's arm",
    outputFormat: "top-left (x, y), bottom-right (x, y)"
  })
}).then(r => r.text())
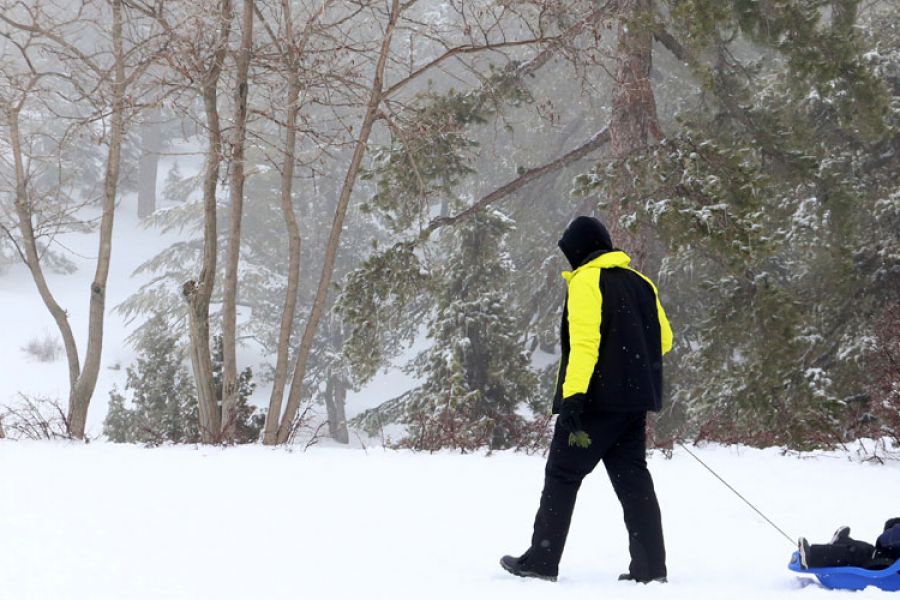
top-left (627, 268), bottom-right (673, 355)
top-left (657, 296), bottom-right (673, 355)
top-left (877, 521), bottom-right (900, 552)
top-left (561, 269), bottom-right (602, 399)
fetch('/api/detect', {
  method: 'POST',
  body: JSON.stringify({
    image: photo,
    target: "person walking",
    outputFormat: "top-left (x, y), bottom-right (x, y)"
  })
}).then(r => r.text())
top-left (501, 216), bottom-right (673, 584)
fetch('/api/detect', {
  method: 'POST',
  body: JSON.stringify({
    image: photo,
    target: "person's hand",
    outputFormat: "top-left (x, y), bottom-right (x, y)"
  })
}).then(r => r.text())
top-left (568, 430), bottom-right (592, 448)
top-left (557, 392), bottom-right (585, 428)
top-left (558, 394), bottom-right (591, 448)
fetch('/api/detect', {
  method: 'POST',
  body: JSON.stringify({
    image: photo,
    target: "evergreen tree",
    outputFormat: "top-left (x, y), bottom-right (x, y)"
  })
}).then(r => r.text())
top-left (104, 314), bottom-right (199, 444)
top-left (161, 161), bottom-right (199, 205)
top-left (210, 335), bottom-right (263, 443)
top-left (104, 316), bottom-right (263, 444)
top-left (353, 210), bottom-right (544, 452)
top-left (341, 1), bottom-right (898, 450)
top-left (573, 4), bottom-right (900, 445)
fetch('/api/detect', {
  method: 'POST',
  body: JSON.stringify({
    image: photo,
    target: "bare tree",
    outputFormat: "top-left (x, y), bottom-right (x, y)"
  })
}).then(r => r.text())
top-left (139, 0), bottom-right (237, 442)
top-left (220, 0), bottom-right (254, 442)
top-left (266, 0), bottom-right (396, 443)
top-left (265, 0), bottom-right (570, 444)
top-left (98, 0), bottom-right (631, 446)
top-left (257, 0), bottom-right (337, 445)
top-left (0, 0), bottom-right (153, 439)
top-left (189, 1), bottom-right (232, 442)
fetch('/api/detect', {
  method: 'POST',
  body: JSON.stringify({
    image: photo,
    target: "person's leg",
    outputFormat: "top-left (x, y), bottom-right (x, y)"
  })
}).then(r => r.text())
top-left (522, 416), bottom-right (612, 576)
top-left (806, 539), bottom-right (875, 568)
top-left (602, 412), bottom-right (666, 581)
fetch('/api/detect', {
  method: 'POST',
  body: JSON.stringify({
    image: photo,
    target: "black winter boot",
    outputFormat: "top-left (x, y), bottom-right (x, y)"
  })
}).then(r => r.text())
top-left (798, 537), bottom-right (811, 569)
top-left (830, 526), bottom-right (851, 544)
top-left (618, 572), bottom-right (668, 584)
top-left (499, 554), bottom-right (557, 582)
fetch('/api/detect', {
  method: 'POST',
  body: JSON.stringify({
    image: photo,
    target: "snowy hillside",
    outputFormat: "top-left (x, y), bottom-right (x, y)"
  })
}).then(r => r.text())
top-left (0, 200), bottom-right (417, 437)
top-left (2, 441), bottom-right (898, 600)
top-left (1, 208), bottom-right (176, 434)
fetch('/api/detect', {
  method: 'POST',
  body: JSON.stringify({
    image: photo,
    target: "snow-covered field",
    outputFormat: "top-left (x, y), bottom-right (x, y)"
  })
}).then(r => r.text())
top-left (2, 441), bottom-right (898, 600)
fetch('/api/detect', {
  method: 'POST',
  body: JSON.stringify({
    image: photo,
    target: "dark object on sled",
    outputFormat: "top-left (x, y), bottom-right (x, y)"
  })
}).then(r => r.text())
top-left (789, 551), bottom-right (900, 591)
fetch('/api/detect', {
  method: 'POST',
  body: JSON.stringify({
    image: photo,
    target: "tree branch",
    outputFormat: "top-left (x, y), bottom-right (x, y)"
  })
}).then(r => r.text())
top-left (415, 127), bottom-right (611, 243)
top-left (654, 26), bottom-right (690, 63)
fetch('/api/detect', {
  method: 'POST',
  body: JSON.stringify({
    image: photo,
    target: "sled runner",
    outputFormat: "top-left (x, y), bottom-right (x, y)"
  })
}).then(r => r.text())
top-left (789, 551), bottom-right (900, 592)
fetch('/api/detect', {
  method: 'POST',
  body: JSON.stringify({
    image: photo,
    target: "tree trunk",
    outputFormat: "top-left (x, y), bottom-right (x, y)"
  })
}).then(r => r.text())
top-left (221, 0), bottom-right (253, 442)
top-left (274, 0), bottom-right (401, 444)
top-left (9, 108), bottom-right (82, 393)
top-left (263, 0), bottom-right (303, 446)
top-left (67, 0), bottom-right (127, 440)
top-left (324, 378), bottom-right (349, 444)
top-left (184, 0), bottom-right (232, 443)
top-left (138, 106), bottom-right (161, 218)
top-left (185, 89), bottom-right (223, 443)
top-left (68, 0), bottom-right (125, 439)
top-left (610, 0), bottom-right (658, 164)
top-left (607, 0), bottom-right (659, 264)
top-left (7, 1), bottom-right (129, 440)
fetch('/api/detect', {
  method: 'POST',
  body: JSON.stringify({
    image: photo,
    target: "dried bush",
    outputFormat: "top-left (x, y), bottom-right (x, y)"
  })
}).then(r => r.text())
top-left (285, 403), bottom-right (327, 451)
top-left (1, 394), bottom-right (70, 440)
top-left (391, 403), bottom-right (553, 455)
top-left (20, 333), bottom-right (63, 363)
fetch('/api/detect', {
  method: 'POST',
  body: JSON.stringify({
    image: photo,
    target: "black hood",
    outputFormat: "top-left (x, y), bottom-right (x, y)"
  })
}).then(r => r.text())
top-left (558, 216), bottom-right (613, 268)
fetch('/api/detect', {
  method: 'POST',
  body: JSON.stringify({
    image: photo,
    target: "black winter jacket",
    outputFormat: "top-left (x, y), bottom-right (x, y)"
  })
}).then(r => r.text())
top-left (552, 250), bottom-right (673, 414)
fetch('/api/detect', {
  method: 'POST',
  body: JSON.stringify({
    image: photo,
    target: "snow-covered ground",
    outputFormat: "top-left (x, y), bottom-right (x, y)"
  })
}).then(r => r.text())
top-left (2, 440), bottom-right (898, 600)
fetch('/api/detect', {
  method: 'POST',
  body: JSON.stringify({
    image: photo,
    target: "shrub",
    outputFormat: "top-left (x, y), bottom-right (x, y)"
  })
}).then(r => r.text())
top-left (21, 333), bottom-right (63, 363)
top-left (104, 315), bottom-right (263, 445)
top-left (0, 394), bottom-right (70, 440)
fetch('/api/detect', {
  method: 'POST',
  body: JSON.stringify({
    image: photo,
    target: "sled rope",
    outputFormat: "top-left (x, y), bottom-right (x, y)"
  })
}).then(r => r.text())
top-left (677, 442), bottom-right (796, 547)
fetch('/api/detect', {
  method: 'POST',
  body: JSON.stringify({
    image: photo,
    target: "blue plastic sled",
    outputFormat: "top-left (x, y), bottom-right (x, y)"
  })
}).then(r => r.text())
top-left (789, 551), bottom-right (900, 592)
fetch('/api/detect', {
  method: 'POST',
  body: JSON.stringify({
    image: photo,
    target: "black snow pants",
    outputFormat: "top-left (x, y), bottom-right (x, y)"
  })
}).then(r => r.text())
top-left (523, 410), bottom-right (666, 579)
top-left (807, 539), bottom-right (877, 569)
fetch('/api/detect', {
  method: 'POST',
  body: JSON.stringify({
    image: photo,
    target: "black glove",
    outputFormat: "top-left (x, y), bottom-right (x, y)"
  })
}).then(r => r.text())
top-left (557, 394), bottom-right (587, 434)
